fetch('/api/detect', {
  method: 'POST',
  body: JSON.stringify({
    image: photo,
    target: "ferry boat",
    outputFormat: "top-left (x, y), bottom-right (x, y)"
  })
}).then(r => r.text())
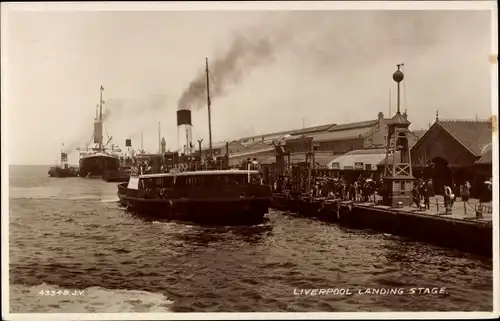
top-left (117, 169), bottom-right (273, 225)
top-left (77, 86), bottom-right (122, 178)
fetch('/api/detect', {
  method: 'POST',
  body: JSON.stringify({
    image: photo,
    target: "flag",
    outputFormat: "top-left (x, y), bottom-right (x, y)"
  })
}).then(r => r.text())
top-left (61, 142), bottom-right (64, 146)
top-left (100, 85), bottom-right (104, 91)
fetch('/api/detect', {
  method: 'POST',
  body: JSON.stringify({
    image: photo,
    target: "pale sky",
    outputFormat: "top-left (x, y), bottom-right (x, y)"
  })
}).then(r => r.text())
top-left (2, 6), bottom-right (494, 165)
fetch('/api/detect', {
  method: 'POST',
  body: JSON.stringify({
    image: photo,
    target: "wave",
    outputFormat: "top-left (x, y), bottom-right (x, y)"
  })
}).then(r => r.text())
top-left (10, 282), bottom-right (173, 313)
top-left (99, 198), bottom-right (119, 203)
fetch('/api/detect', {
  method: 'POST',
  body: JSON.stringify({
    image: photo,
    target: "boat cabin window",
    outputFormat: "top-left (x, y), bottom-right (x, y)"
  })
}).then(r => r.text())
top-left (139, 176), bottom-right (175, 189)
top-left (139, 172), bottom-right (261, 190)
top-left (173, 173), bottom-right (258, 188)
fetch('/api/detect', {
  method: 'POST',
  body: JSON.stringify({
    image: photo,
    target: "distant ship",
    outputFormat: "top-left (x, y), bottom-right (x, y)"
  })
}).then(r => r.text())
top-left (48, 150), bottom-right (79, 177)
top-left (77, 86), bottom-right (121, 178)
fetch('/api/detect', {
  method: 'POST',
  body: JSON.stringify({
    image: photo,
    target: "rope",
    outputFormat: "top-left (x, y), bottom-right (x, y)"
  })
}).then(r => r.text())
top-left (208, 69), bottom-right (217, 88)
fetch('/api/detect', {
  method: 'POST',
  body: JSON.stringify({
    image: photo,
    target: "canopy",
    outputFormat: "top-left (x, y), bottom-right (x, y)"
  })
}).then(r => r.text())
top-left (327, 150), bottom-right (387, 171)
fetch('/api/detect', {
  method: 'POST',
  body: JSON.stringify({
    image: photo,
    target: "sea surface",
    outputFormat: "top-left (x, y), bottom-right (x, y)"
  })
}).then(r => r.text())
top-left (8, 165), bottom-right (493, 313)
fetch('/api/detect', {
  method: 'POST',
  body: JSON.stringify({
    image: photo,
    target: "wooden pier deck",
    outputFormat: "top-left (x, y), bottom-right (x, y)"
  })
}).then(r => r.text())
top-left (352, 196), bottom-right (493, 225)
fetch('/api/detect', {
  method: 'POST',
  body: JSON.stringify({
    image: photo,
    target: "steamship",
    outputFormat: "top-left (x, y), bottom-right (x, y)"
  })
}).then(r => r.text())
top-left (117, 58), bottom-right (273, 225)
top-left (78, 86), bottom-right (121, 178)
top-left (117, 169), bottom-right (272, 225)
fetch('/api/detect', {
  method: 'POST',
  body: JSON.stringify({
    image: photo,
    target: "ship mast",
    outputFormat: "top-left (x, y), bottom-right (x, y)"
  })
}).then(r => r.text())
top-left (206, 57), bottom-right (213, 159)
top-left (99, 85), bottom-right (104, 151)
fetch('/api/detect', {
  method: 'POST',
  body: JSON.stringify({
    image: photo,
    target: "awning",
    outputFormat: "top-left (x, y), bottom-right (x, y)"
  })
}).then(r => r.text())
top-left (327, 150), bottom-right (387, 171)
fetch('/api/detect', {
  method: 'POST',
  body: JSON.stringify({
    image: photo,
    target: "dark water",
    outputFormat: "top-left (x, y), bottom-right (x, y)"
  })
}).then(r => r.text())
top-left (9, 165), bottom-right (493, 312)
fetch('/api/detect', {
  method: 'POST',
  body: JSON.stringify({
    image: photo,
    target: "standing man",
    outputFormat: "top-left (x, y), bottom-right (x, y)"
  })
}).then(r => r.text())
top-left (444, 184), bottom-right (452, 209)
top-left (423, 185), bottom-right (430, 210)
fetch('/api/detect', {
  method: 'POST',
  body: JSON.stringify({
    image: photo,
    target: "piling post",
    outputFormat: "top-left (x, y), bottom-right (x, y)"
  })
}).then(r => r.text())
top-left (476, 203), bottom-right (484, 219)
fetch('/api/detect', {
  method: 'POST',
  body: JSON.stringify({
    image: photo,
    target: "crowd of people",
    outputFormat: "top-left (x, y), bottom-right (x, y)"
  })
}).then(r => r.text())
top-left (273, 174), bottom-right (383, 202)
top-left (128, 157), bottom-right (155, 175)
top-left (274, 173), bottom-right (492, 210)
top-left (411, 178), bottom-right (493, 210)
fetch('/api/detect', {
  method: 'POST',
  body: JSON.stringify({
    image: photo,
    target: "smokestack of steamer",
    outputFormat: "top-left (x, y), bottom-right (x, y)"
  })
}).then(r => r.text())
top-left (177, 109), bottom-right (193, 155)
top-left (176, 109), bottom-right (192, 126)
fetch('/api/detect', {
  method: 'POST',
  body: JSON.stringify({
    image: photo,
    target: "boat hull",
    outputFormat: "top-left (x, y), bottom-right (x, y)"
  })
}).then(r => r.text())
top-left (79, 155), bottom-right (120, 177)
top-left (117, 191), bottom-right (271, 226)
top-left (48, 166), bottom-right (79, 178)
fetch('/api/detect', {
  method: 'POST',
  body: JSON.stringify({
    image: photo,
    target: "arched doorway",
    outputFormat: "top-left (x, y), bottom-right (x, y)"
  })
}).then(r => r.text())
top-left (432, 157), bottom-right (452, 195)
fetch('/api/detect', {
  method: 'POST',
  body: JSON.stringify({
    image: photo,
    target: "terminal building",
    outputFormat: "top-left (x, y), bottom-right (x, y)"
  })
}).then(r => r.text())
top-left (197, 110), bottom-right (493, 198)
top-left (410, 116), bottom-right (493, 197)
top-left (201, 111), bottom-right (425, 169)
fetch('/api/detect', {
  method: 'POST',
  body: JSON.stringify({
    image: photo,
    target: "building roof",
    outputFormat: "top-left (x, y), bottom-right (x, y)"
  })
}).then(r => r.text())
top-left (344, 148), bottom-right (386, 155)
top-left (236, 129), bottom-right (294, 143)
top-left (436, 120), bottom-right (492, 157)
top-left (201, 141), bottom-right (227, 150)
top-left (233, 115), bottom-right (388, 147)
top-left (475, 148), bottom-right (492, 164)
top-left (387, 112), bottom-right (410, 126)
top-left (327, 119), bottom-right (381, 132)
top-left (302, 117), bottom-right (390, 143)
top-left (236, 122), bottom-right (338, 143)
top-left (284, 134), bottom-right (314, 142)
top-left (312, 126), bottom-right (375, 143)
top-left (245, 140), bottom-right (271, 149)
top-left (475, 143), bottom-right (493, 165)
top-left (411, 129), bottom-right (428, 140)
top-left (289, 123), bottom-right (336, 136)
top-left (228, 146), bottom-right (275, 159)
top-left (202, 140), bottom-right (244, 151)
top-left (328, 149), bottom-right (388, 169)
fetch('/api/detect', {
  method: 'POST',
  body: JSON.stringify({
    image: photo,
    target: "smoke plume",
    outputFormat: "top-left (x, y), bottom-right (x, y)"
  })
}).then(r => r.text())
top-left (177, 28), bottom-right (290, 111)
top-left (102, 98), bottom-right (124, 122)
top-left (103, 93), bottom-right (168, 121)
top-left (175, 10), bottom-right (451, 112)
